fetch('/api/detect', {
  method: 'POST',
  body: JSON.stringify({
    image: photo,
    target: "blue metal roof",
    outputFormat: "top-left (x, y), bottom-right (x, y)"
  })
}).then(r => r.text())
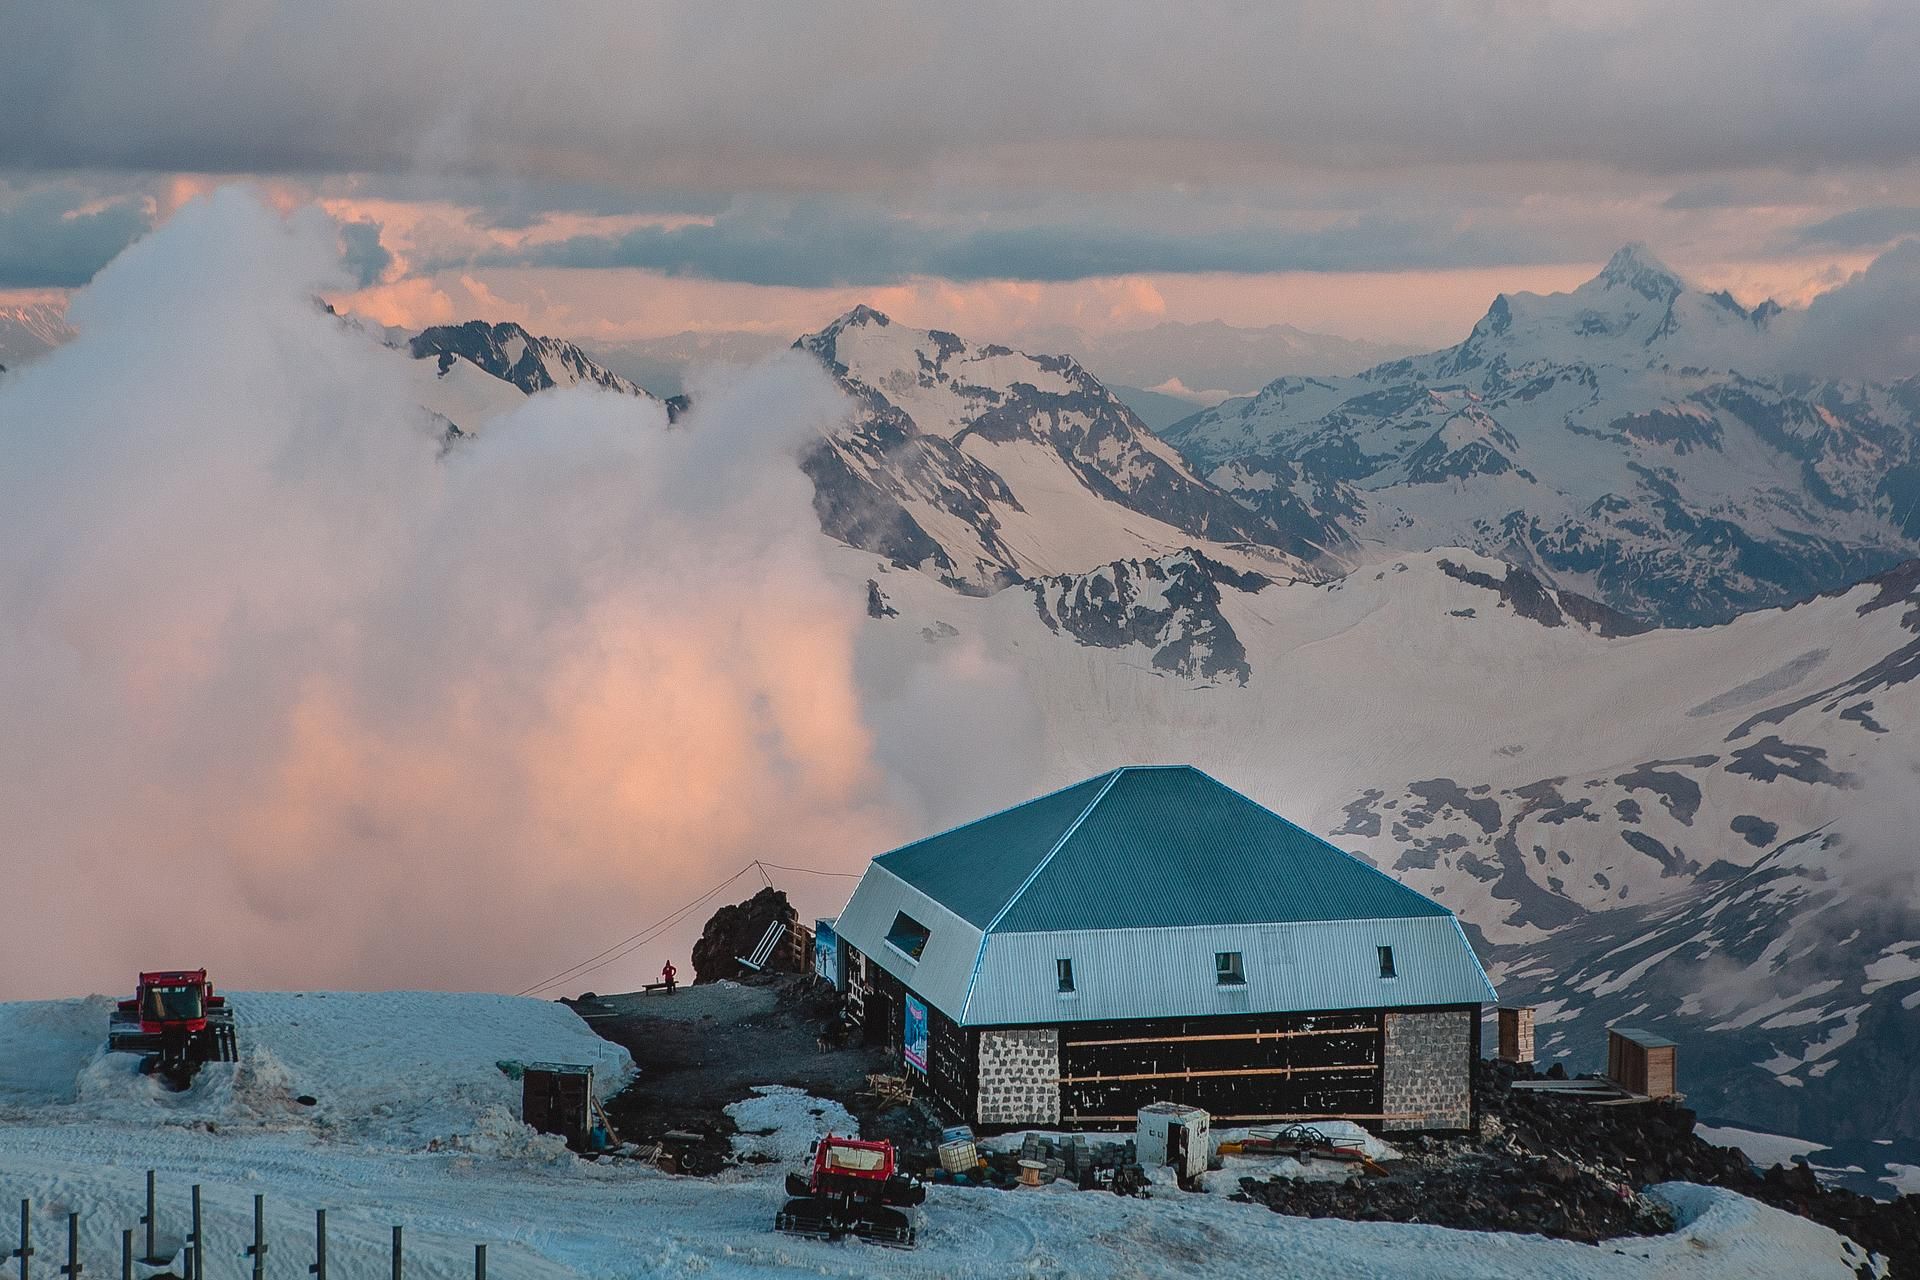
top-left (871, 772), bottom-right (1114, 927)
top-left (874, 765), bottom-right (1452, 935)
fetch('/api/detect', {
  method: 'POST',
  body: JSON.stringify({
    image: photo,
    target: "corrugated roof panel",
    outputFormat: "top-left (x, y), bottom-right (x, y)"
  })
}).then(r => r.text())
top-left (964, 915), bottom-right (1495, 1027)
top-left (872, 771), bottom-right (1115, 927)
top-left (831, 864), bottom-right (984, 1022)
top-left (994, 767), bottom-right (1447, 932)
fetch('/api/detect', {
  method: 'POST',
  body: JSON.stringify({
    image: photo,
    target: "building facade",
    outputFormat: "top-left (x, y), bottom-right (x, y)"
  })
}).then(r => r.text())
top-left (829, 766), bottom-right (1496, 1132)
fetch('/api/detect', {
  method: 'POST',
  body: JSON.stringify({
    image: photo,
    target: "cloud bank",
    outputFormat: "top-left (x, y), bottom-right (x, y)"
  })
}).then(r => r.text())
top-left (0, 189), bottom-right (948, 999)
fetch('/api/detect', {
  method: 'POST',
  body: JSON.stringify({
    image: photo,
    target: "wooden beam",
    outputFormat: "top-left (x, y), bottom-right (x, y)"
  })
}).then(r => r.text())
top-left (1065, 1111), bottom-right (1425, 1123)
top-left (1058, 1062), bottom-right (1371, 1085)
top-left (1062, 1026), bottom-right (1378, 1050)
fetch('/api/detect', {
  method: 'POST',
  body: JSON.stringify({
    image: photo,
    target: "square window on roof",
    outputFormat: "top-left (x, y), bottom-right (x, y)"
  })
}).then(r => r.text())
top-left (885, 912), bottom-right (931, 960)
top-left (1215, 951), bottom-right (1245, 986)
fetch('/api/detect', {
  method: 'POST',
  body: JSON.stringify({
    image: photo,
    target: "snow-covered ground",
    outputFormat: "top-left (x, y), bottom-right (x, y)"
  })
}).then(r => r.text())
top-left (0, 992), bottom-right (1887, 1278)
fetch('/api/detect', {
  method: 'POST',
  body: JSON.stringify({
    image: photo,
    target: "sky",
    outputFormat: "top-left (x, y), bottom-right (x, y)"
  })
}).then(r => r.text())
top-left (5, 2), bottom-right (1920, 349)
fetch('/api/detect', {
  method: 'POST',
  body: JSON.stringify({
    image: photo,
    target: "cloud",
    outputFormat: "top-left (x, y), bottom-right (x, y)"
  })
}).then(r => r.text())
top-left (0, 187), bottom-right (977, 999)
top-left (335, 217), bottom-right (392, 287)
top-left (463, 197), bottom-right (1554, 286)
top-left (1778, 239), bottom-right (1920, 382)
top-left (1793, 206), bottom-right (1920, 250)
top-left (0, 183), bottom-right (154, 288)
top-left (6, 4), bottom-right (1920, 190)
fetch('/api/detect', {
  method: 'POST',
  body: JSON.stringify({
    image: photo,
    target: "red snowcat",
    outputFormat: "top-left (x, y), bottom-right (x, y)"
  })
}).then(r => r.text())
top-left (774, 1134), bottom-right (925, 1247)
top-left (107, 970), bottom-right (238, 1088)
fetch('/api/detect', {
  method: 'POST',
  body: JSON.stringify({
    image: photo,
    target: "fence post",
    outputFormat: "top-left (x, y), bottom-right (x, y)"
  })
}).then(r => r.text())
top-left (15, 1198), bottom-right (33, 1280)
top-left (140, 1171), bottom-right (158, 1264)
top-left (244, 1194), bottom-right (266, 1280)
top-left (474, 1243), bottom-right (486, 1280)
top-left (391, 1224), bottom-right (402, 1280)
top-left (309, 1209), bottom-right (326, 1280)
top-left (188, 1185), bottom-right (202, 1280)
top-left (121, 1230), bottom-right (131, 1280)
top-left (58, 1212), bottom-right (80, 1280)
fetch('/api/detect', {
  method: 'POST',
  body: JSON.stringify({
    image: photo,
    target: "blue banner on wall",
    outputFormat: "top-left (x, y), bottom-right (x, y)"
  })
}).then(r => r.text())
top-left (903, 993), bottom-right (930, 1073)
top-left (813, 919), bottom-right (841, 989)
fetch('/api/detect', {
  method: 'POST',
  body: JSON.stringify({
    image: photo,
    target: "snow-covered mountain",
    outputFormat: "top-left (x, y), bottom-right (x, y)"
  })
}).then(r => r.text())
top-left (0, 299), bottom-right (76, 369)
top-left (411, 320), bottom-right (684, 418)
top-left (794, 305), bottom-right (1323, 594)
top-left (1165, 246), bottom-right (1920, 626)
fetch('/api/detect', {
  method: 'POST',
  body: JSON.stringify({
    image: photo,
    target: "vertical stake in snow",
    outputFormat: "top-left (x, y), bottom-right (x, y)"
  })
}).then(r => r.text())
top-left (309, 1209), bottom-right (326, 1280)
top-left (15, 1198), bottom-right (34, 1280)
top-left (391, 1224), bottom-right (403, 1280)
top-left (58, 1212), bottom-right (79, 1280)
top-left (187, 1185), bottom-right (202, 1280)
top-left (245, 1194), bottom-right (266, 1280)
top-left (120, 1230), bottom-right (131, 1280)
top-left (140, 1171), bottom-right (159, 1265)
top-left (474, 1243), bottom-right (486, 1280)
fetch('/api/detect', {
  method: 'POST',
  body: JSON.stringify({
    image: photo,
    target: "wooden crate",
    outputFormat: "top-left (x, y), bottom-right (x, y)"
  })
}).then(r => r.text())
top-left (522, 1063), bottom-right (595, 1149)
top-left (1606, 1028), bottom-right (1676, 1099)
top-left (1497, 1006), bottom-right (1535, 1064)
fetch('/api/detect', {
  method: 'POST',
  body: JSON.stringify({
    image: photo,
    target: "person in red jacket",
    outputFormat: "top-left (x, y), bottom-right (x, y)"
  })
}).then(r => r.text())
top-left (661, 960), bottom-right (678, 994)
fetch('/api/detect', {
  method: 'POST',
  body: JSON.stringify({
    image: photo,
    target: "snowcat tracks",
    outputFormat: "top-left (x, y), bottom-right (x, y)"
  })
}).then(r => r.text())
top-left (774, 1201), bottom-right (915, 1249)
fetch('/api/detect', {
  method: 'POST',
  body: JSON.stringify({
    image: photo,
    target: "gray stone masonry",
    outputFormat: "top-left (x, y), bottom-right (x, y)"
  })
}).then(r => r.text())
top-left (1382, 1009), bottom-right (1473, 1132)
top-left (977, 1028), bottom-right (1061, 1125)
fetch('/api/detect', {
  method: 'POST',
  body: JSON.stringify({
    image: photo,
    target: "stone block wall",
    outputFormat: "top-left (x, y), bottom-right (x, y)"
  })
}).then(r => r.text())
top-left (1381, 1009), bottom-right (1472, 1132)
top-left (977, 1028), bottom-right (1061, 1126)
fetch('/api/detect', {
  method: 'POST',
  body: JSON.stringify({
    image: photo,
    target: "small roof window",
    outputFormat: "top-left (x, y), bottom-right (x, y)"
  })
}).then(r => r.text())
top-left (1057, 958), bottom-right (1076, 993)
top-left (885, 912), bottom-right (931, 960)
top-left (1378, 945), bottom-right (1396, 979)
top-left (1215, 951), bottom-right (1245, 986)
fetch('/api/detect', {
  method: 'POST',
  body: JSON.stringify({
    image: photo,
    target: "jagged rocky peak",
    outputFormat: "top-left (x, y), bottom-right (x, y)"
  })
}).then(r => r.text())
top-left (409, 319), bottom-right (661, 405)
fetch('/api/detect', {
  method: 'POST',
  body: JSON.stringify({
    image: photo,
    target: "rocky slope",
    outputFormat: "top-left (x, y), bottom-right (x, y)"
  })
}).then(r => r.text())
top-left (794, 306), bottom-right (1323, 593)
top-left (411, 320), bottom-right (684, 418)
top-left (1166, 246), bottom-right (1920, 626)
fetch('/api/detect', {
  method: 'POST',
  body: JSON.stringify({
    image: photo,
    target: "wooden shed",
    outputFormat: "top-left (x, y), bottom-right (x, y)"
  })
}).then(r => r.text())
top-left (522, 1062), bottom-right (597, 1150)
top-left (1606, 1028), bottom-right (1677, 1099)
top-left (1497, 1006), bottom-right (1535, 1065)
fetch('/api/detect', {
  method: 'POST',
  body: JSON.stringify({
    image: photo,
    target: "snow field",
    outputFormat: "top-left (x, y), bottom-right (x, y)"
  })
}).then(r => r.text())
top-left (0, 992), bottom-right (1885, 1277)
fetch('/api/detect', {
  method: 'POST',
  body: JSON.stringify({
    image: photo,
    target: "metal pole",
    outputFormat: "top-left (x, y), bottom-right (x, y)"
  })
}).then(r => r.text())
top-left (188, 1185), bottom-right (202, 1280)
top-left (16, 1198), bottom-right (34, 1280)
top-left (474, 1243), bottom-right (486, 1280)
top-left (309, 1209), bottom-right (326, 1280)
top-left (59, 1211), bottom-right (80, 1280)
top-left (121, 1229), bottom-right (132, 1280)
top-left (391, 1224), bottom-right (402, 1280)
top-left (245, 1194), bottom-right (266, 1280)
top-left (140, 1171), bottom-right (157, 1264)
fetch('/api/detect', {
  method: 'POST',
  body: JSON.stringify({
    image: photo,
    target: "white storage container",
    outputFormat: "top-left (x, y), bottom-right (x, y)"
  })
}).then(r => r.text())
top-left (1136, 1102), bottom-right (1210, 1181)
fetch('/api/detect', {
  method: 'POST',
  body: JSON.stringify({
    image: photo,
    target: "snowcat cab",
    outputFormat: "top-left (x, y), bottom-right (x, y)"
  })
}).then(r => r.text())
top-left (107, 969), bottom-right (238, 1089)
top-left (773, 1134), bottom-right (925, 1247)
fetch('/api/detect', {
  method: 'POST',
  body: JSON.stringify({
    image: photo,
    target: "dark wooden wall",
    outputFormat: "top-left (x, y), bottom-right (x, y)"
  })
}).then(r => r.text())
top-left (1045, 1008), bottom-right (1384, 1125)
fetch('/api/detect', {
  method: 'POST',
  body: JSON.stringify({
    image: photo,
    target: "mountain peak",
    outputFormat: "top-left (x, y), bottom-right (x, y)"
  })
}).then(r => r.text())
top-left (837, 304), bottom-right (891, 329)
top-left (1594, 243), bottom-right (1685, 301)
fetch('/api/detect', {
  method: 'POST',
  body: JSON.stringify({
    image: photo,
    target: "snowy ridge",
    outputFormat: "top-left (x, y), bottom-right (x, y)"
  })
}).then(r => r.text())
top-left (796, 306), bottom-right (1323, 593)
top-left (1165, 246), bottom-right (1920, 626)
top-left (0, 299), bottom-right (76, 368)
top-left (410, 320), bottom-right (681, 416)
